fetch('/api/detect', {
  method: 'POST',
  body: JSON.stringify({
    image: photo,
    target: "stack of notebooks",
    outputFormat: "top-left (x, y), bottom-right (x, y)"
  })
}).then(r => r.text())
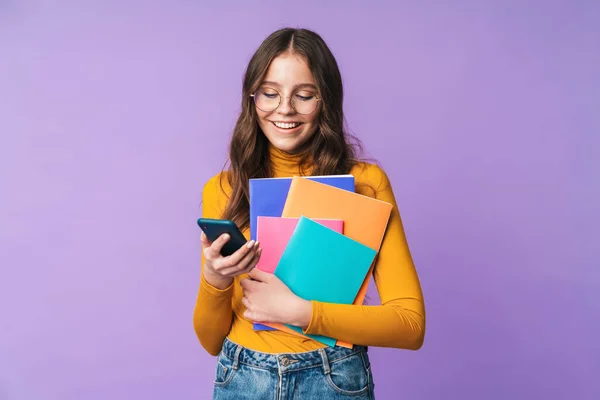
top-left (249, 175), bottom-right (393, 348)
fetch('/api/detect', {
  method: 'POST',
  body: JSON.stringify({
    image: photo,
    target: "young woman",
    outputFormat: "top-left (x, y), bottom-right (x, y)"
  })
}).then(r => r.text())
top-left (193, 27), bottom-right (425, 399)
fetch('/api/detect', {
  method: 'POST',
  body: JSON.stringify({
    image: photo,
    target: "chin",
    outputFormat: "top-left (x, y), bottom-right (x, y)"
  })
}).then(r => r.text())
top-left (269, 137), bottom-right (308, 154)
top-left (262, 129), bottom-right (315, 155)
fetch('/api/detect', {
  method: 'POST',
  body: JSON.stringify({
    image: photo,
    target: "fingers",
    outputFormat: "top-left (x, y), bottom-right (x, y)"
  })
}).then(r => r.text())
top-left (203, 233), bottom-right (230, 260)
top-left (241, 297), bottom-right (262, 322)
top-left (243, 307), bottom-right (255, 321)
top-left (241, 295), bottom-right (251, 309)
top-left (248, 266), bottom-right (272, 282)
top-left (203, 233), bottom-right (262, 278)
top-left (218, 243), bottom-right (260, 276)
top-left (240, 276), bottom-right (260, 292)
top-left (200, 232), bottom-right (209, 247)
top-left (243, 307), bottom-right (267, 323)
top-left (239, 248), bottom-right (263, 276)
top-left (225, 240), bottom-right (258, 266)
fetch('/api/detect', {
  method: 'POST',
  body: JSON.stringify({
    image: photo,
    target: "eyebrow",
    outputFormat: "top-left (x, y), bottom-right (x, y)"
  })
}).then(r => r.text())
top-left (261, 81), bottom-right (318, 90)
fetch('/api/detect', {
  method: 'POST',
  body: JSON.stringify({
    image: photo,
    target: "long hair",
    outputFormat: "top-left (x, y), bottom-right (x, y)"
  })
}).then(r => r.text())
top-left (221, 28), bottom-right (363, 231)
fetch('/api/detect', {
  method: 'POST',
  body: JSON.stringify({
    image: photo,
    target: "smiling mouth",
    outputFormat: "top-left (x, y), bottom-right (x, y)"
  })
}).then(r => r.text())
top-left (272, 121), bottom-right (303, 129)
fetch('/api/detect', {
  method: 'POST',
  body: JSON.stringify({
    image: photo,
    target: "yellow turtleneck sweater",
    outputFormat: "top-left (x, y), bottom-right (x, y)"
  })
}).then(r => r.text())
top-left (193, 146), bottom-right (425, 355)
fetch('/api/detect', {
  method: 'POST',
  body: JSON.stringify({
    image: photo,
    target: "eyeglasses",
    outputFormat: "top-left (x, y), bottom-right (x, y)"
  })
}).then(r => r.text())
top-left (250, 88), bottom-right (320, 115)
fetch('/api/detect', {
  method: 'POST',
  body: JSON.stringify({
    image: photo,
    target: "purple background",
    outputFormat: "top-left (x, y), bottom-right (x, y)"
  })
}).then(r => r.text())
top-left (1, 1), bottom-right (598, 399)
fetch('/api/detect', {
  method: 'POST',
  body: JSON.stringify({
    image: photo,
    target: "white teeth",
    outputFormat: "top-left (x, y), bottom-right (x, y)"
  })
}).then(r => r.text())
top-left (273, 122), bottom-right (301, 129)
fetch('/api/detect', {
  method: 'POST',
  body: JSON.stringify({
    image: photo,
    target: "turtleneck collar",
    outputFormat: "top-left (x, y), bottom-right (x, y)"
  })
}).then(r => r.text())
top-left (268, 143), bottom-right (313, 177)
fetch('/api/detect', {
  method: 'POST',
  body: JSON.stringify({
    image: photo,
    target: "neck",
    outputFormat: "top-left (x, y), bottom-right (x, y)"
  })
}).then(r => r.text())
top-left (268, 143), bottom-right (313, 177)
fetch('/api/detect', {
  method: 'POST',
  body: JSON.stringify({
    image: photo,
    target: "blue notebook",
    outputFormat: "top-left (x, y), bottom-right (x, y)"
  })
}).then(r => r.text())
top-left (249, 175), bottom-right (354, 241)
top-left (249, 174), bottom-right (355, 331)
top-left (273, 216), bottom-right (377, 347)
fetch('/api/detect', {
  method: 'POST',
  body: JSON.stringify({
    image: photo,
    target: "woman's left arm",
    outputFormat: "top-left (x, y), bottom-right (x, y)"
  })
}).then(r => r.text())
top-left (302, 168), bottom-right (426, 350)
top-left (241, 167), bottom-right (425, 350)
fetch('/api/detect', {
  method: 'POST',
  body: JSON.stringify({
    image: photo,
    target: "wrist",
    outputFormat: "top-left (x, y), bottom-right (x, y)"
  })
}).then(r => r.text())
top-left (203, 271), bottom-right (233, 290)
top-left (290, 299), bottom-right (313, 329)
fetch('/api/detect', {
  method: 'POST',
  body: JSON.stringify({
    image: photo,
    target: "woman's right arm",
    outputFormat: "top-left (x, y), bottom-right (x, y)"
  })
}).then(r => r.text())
top-left (192, 175), bottom-right (260, 356)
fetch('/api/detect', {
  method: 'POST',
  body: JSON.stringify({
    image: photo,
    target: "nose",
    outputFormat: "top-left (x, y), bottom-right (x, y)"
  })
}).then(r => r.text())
top-left (277, 96), bottom-right (295, 115)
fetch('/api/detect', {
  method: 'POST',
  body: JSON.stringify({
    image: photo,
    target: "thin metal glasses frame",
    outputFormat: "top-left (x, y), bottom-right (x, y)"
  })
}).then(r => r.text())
top-left (249, 89), bottom-right (321, 115)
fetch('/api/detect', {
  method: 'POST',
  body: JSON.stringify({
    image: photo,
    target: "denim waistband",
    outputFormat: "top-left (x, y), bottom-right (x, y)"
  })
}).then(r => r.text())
top-left (220, 337), bottom-right (368, 373)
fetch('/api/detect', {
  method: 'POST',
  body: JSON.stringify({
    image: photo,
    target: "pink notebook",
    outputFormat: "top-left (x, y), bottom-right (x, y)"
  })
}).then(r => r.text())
top-left (256, 216), bottom-right (344, 273)
top-left (253, 216), bottom-right (345, 332)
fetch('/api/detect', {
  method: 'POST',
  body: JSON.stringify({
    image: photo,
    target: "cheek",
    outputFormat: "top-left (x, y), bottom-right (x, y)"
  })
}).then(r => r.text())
top-left (304, 121), bottom-right (319, 137)
top-left (256, 110), bottom-right (268, 122)
top-left (256, 111), bottom-right (272, 128)
top-left (303, 112), bottom-right (320, 132)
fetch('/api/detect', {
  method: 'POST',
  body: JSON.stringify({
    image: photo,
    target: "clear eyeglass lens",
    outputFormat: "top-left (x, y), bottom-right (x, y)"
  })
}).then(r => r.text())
top-left (253, 89), bottom-right (317, 114)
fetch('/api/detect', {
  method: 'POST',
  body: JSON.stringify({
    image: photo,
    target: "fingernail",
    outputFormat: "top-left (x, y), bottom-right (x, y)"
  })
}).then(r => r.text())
top-left (246, 240), bottom-right (255, 248)
top-left (254, 241), bottom-right (260, 248)
top-left (223, 234), bottom-right (230, 241)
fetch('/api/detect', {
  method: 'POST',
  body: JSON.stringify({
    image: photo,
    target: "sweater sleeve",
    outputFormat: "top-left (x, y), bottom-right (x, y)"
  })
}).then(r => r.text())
top-left (192, 174), bottom-right (234, 356)
top-left (303, 167), bottom-right (426, 350)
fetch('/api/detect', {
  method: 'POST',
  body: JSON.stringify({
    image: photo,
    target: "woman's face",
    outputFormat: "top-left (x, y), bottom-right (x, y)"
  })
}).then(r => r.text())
top-left (254, 53), bottom-right (321, 154)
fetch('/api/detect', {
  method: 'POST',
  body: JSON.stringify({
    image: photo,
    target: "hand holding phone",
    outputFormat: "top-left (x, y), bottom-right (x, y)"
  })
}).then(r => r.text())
top-left (197, 218), bottom-right (262, 289)
top-left (197, 218), bottom-right (248, 257)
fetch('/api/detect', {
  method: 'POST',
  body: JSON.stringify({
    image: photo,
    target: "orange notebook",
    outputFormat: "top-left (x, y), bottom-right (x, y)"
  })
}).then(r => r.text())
top-left (263, 176), bottom-right (393, 347)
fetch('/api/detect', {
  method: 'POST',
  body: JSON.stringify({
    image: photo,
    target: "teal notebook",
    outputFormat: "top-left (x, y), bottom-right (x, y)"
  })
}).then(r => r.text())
top-left (274, 216), bottom-right (378, 347)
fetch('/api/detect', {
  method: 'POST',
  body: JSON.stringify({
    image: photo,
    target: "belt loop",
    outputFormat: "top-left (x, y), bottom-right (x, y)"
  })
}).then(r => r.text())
top-left (232, 345), bottom-right (243, 370)
top-left (318, 348), bottom-right (330, 375)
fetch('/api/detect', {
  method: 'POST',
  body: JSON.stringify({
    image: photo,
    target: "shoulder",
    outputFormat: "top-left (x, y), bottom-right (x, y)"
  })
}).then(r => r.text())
top-left (204, 171), bottom-right (226, 189)
top-left (350, 161), bottom-right (392, 198)
top-left (201, 171), bottom-right (232, 215)
top-left (203, 171), bottom-right (231, 194)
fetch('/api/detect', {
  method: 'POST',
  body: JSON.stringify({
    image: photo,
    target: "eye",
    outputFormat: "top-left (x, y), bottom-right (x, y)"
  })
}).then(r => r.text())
top-left (295, 92), bottom-right (315, 101)
top-left (257, 88), bottom-right (279, 99)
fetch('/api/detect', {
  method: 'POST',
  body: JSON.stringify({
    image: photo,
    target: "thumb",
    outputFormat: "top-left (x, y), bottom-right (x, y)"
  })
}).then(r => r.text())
top-left (200, 232), bottom-right (210, 247)
top-left (249, 267), bottom-right (272, 283)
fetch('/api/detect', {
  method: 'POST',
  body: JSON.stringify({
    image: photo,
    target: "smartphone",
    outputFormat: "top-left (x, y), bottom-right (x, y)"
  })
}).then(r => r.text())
top-left (197, 218), bottom-right (248, 257)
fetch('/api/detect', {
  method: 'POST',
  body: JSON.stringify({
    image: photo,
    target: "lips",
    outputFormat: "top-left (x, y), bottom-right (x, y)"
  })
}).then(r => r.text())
top-left (272, 121), bottom-right (303, 129)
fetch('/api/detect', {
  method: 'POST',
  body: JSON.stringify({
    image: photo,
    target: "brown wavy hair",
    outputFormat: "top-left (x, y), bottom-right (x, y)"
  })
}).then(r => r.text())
top-left (221, 28), bottom-right (364, 231)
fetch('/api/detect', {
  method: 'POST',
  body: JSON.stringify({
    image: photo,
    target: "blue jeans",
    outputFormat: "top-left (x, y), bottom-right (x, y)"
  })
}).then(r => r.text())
top-left (212, 337), bottom-right (375, 399)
